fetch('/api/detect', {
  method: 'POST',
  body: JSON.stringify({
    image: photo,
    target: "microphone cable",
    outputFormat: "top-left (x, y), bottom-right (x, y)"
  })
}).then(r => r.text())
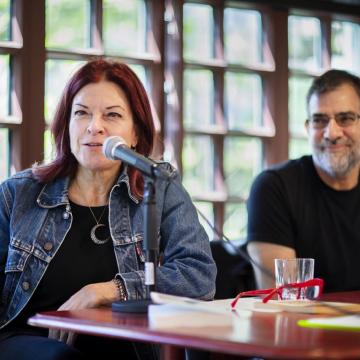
top-left (195, 207), bottom-right (274, 281)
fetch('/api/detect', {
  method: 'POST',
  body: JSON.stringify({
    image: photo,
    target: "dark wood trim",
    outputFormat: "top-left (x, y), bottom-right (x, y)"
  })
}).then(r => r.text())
top-left (164, 0), bottom-right (184, 172)
top-left (263, 6), bottom-right (289, 166)
top-left (320, 14), bottom-right (332, 70)
top-left (91, 0), bottom-right (103, 50)
top-left (147, 0), bottom-right (165, 157)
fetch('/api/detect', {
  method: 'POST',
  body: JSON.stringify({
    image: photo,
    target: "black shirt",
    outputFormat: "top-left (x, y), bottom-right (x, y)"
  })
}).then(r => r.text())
top-left (247, 155), bottom-right (360, 292)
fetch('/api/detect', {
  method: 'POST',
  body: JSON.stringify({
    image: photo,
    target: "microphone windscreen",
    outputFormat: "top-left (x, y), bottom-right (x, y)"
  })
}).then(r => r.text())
top-left (103, 136), bottom-right (127, 159)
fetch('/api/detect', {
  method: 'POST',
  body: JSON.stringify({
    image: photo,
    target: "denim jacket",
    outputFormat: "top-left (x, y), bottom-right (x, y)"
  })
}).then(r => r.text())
top-left (0, 165), bottom-right (216, 329)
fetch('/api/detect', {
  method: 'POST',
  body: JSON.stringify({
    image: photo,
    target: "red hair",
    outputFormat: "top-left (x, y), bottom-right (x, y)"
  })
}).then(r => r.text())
top-left (33, 58), bottom-right (155, 198)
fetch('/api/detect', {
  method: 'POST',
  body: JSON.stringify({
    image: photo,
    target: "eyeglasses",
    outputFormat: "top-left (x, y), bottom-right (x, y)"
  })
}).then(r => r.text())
top-left (230, 278), bottom-right (324, 309)
top-left (308, 112), bottom-right (360, 130)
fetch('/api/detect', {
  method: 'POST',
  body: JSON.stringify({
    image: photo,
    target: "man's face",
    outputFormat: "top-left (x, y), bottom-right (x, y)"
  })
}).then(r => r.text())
top-left (306, 83), bottom-right (360, 179)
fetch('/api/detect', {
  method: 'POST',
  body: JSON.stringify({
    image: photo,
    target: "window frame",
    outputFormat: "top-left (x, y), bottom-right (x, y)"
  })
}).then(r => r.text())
top-left (1, 0), bottom-right (359, 241)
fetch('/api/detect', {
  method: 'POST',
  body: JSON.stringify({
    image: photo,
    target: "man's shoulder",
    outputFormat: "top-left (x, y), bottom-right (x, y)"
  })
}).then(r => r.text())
top-left (254, 155), bottom-right (312, 185)
top-left (268, 155), bottom-right (312, 176)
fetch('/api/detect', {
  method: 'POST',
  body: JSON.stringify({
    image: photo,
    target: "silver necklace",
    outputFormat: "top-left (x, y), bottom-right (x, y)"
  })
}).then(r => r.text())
top-left (74, 180), bottom-right (110, 245)
top-left (88, 205), bottom-right (110, 245)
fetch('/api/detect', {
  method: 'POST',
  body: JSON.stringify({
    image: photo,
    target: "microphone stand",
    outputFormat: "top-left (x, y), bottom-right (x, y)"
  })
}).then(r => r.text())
top-left (112, 176), bottom-right (158, 313)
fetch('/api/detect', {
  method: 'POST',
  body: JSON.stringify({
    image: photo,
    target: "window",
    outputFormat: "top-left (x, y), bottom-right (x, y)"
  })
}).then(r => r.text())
top-left (43, 0), bottom-right (161, 162)
top-left (332, 20), bottom-right (360, 74)
top-left (2, 0), bottom-right (360, 243)
top-left (176, 2), bottom-right (274, 242)
top-left (288, 15), bottom-right (360, 160)
top-left (0, 0), bottom-right (12, 181)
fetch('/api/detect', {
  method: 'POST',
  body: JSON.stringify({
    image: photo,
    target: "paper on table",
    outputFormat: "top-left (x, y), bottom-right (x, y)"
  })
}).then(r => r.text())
top-left (150, 292), bottom-right (276, 313)
top-left (150, 292), bottom-right (231, 314)
top-left (149, 293), bottom-right (236, 329)
top-left (298, 315), bottom-right (360, 331)
top-left (253, 300), bottom-right (360, 315)
top-left (148, 303), bottom-right (234, 329)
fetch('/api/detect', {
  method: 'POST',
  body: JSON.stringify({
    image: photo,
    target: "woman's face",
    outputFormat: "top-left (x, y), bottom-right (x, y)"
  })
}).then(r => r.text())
top-left (69, 80), bottom-right (138, 174)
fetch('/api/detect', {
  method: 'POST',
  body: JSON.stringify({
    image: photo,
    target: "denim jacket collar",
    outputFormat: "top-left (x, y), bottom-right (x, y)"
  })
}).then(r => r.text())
top-left (37, 165), bottom-right (139, 208)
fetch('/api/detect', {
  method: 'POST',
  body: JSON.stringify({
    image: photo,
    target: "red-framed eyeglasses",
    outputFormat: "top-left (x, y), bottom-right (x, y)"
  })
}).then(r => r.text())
top-left (231, 278), bottom-right (324, 309)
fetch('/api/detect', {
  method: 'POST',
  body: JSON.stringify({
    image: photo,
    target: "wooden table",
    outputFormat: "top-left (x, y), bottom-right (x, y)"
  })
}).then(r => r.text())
top-left (28, 291), bottom-right (360, 360)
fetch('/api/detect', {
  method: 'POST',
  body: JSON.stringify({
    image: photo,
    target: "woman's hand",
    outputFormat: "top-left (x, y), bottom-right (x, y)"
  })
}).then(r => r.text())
top-left (48, 280), bottom-right (118, 345)
top-left (59, 281), bottom-right (118, 310)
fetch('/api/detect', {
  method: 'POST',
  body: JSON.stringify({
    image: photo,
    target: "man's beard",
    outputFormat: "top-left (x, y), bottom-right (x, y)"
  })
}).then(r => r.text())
top-left (312, 139), bottom-right (360, 179)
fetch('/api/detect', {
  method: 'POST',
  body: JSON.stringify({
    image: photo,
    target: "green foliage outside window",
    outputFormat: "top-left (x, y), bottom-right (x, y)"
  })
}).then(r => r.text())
top-left (46, 0), bottom-right (89, 49)
top-left (0, 0), bottom-right (10, 41)
top-left (289, 138), bottom-right (310, 160)
top-left (184, 69), bottom-right (213, 128)
top-left (332, 21), bottom-right (360, 75)
top-left (224, 8), bottom-right (262, 66)
top-left (224, 137), bottom-right (262, 198)
top-left (183, 3), bottom-right (213, 61)
top-left (288, 16), bottom-right (321, 71)
top-left (224, 203), bottom-right (247, 242)
top-left (225, 72), bottom-right (262, 130)
top-left (288, 76), bottom-right (313, 135)
top-left (103, 0), bottom-right (146, 55)
top-left (182, 135), bottom-right (214, 196)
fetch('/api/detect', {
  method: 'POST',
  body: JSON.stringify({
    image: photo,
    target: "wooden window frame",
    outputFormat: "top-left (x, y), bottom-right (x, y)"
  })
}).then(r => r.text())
top-left (1, 0), bottom-right (359, 240)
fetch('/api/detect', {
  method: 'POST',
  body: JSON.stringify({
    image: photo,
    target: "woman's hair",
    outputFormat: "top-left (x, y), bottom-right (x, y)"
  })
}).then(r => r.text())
top-left (33, 58), bottom-right (155, 198)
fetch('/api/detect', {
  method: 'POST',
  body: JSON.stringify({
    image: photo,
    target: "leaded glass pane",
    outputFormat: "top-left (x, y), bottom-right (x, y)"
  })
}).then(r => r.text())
top-left (289, 76), bottom-right (313, 134)
top-left (332, 21), bottom-right (360, 75)
top-left (103, 0), bottom-right (146, 55)
top-left (0, 128), bottom-right (9, 181)
top-left (46, 0), bottom-right (89, 49)
top-left (224, 137), bottom-right (262, 198)
top-left (184, 69), bottom-right (213, 128)
top-left (0, 54), bottom-right (9, 118)
top-left (288, 16), bottom-right (321, 71)
top-left (183, 3), bottom-right (213, 61)
top-left (224, 8), bottom-right (262, 65)
top-left (224, 203), bottom-right (247, 242)
top-left (225, 72), bottom-right (262, 130)
top-left (0, 0), bottom-right (10, 41)
top-left (182, 135), bottom-right (214, 195)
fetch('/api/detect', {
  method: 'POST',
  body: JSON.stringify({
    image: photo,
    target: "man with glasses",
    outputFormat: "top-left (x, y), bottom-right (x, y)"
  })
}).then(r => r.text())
top-left (246, 69), bottom-right (360, 292)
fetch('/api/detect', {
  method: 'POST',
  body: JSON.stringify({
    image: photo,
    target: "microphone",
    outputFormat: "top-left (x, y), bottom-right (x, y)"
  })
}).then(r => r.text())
top-left (103, 136), bottom-right (171, 180)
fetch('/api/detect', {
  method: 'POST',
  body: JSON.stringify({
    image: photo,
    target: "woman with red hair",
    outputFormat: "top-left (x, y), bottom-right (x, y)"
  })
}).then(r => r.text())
top-left (0, 59), bottom-right (216, 359)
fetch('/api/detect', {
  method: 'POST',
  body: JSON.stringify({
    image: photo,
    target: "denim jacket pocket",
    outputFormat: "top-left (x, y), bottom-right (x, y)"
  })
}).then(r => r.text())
top-left (113, 234), bottom-right (145, 273)
top-left (5, 238), bottom-right (32, 272)
top-left (2, 238), bottom-right (31, 306)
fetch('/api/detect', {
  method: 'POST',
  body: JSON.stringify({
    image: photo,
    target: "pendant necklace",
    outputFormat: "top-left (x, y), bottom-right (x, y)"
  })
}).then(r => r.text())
top-left (73, 180), bottom-right (110, 245)
top-left (88, 205), bottom-right (110, 245)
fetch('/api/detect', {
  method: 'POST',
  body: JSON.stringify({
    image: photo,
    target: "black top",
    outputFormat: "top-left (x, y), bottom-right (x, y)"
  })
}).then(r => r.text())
top-left (247, 155), bottom-right (360, 292)
top-left (7, 201), bottom-right (117, 329)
